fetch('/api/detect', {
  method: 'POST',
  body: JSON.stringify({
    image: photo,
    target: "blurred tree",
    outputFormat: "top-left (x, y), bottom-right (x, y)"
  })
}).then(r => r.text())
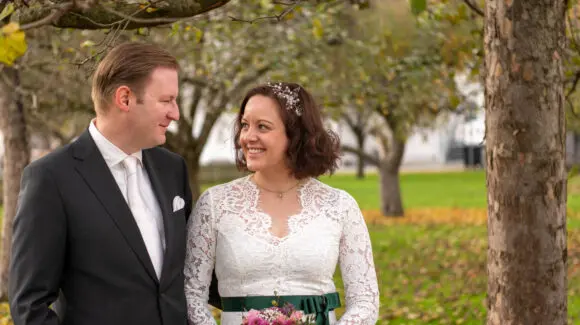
top-left (316, 0), bottom-right (469, 216)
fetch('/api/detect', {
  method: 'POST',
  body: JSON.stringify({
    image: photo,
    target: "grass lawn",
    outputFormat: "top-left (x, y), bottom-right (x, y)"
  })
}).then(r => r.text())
top-left (316, 170), bottom-right (580, 324)
top-left (319, 170), bottom-right (580, 211)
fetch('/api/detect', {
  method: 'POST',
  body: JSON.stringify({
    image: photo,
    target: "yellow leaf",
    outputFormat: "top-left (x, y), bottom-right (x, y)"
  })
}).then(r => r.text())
top-left (2, 22), bottom-right (19, 34)
top-left (194, 28), bottom-right (203, 43)
top-left (80, 40), bottom-right (95, 48)
top-left (0, 23), bottom-right (27, 66)
top-left (312, 19), bottom-right (323, 40)
top-left (146, 7), bottom-right (159, 13)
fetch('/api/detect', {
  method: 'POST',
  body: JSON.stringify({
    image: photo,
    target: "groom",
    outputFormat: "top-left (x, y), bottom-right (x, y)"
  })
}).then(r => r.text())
top-left (9, 42), bottom-right (219, 325)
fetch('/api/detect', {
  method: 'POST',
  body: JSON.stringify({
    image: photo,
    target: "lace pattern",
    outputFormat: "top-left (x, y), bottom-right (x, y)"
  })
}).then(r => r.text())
top-left (184, 176), bottom-right (379, 325)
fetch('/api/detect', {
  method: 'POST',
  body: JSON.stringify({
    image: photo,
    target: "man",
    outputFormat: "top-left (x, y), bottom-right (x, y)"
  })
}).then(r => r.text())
top-left (8, 42), bottom-right (220, 325)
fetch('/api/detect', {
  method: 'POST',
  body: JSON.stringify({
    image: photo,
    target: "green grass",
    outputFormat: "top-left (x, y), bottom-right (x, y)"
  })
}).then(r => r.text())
top-left (332, 223), bottom-right (580, 324)
top-left (318, 171), bottom-right (580, 324)
top-left (320, 170), bottom-right (580, 211)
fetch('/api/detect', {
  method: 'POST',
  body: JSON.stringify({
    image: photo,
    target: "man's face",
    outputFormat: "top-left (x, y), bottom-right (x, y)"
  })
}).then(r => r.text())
top-left (128, 67), bottom-right (179, 150)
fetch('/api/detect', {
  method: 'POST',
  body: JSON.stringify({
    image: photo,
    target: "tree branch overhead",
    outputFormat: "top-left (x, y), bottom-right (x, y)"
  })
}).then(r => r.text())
top-left (16, 0), bottom-right (232, 30)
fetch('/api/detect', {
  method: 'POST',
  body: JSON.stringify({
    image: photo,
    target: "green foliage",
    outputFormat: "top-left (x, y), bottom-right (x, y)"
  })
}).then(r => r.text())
top-left (312, 0), bottom-right (471, 156)
top-left (410, 0), bottom-right (427, 15)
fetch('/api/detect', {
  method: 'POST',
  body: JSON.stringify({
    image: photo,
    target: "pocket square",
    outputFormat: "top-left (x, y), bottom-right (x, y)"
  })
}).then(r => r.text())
top-left (172, 196), bottom-right (185, 212)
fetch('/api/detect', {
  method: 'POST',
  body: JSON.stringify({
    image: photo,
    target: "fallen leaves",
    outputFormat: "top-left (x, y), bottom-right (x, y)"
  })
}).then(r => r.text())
top-left (362, 208), bottom-right (488, 226)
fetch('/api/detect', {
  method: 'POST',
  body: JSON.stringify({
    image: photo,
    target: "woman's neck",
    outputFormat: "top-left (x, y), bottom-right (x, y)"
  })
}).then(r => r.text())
top-left (252, 169), bottom-right (300, 192)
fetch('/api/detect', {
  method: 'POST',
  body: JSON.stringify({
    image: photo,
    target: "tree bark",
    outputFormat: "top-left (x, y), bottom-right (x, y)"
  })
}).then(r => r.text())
top-left (378, 138), bottom-right (405, 217)
top-left (485, 1), bottom-right (567, 324)
top-left (355, 131), bottom-right (365, 179)
top-left (17, 1), bottom-right (231, 30)
top-left (188, 159), bottom-right (202, 203)
top-left (0, 68), bottom-right (30, 300)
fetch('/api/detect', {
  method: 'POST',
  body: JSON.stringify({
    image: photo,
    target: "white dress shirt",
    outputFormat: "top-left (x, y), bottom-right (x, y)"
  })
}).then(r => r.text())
top-left (88, 120), bottom-right (166, 277)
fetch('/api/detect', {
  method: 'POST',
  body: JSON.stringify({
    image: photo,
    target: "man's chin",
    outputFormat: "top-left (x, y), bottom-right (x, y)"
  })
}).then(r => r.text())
top-left (140, 138), bottom-right (165, 150)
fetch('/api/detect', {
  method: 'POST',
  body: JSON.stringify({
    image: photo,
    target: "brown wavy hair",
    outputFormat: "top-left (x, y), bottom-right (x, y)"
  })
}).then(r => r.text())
top-left (234, 82), bottom-right (340, 179)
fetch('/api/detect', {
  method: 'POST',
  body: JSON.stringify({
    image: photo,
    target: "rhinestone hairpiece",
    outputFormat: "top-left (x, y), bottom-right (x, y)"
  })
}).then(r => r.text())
top-left (267, 82), bottom-right (303, 116)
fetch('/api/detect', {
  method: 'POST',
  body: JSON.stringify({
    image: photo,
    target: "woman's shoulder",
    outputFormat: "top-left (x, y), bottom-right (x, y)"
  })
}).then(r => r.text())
top-left (307, 178), bottom-right (359, 208)
top-left (201, 175), bottom-right (253, 200)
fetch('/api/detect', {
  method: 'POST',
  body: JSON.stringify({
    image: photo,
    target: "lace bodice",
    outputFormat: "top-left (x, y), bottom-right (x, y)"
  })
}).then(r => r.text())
top-left (184, 176), bottom-right (379, 325)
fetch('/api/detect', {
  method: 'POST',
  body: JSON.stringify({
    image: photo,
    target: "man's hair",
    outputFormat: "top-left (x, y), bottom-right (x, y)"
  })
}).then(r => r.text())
top-left (91, 42), bottom-right (179, 113)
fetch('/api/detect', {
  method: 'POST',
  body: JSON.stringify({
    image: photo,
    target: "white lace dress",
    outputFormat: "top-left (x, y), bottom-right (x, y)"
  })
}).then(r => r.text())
top-left (184, 176), bottom-right (379, 325)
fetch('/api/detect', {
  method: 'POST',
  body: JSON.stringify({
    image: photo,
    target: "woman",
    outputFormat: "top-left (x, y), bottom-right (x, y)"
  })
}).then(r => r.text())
top-left (184, 82), bottom-right (379, 325)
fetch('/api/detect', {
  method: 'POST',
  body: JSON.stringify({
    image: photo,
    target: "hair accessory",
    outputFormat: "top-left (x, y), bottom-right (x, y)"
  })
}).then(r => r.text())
top-left (267, 82), bottom-right (303, 116)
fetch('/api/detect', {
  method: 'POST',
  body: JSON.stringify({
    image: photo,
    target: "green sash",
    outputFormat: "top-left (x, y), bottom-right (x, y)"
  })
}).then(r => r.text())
top-left (221, 292), bottom-right (341, 325)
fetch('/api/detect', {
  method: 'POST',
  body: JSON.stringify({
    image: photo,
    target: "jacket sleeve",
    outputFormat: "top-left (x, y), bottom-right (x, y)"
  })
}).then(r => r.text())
top-left (9, 163), bottom-right (66, 325)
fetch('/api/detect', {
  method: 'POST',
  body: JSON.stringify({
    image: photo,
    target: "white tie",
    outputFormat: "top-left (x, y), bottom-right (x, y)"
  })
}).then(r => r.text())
top-left (123, 156), bottom-right (164, 279)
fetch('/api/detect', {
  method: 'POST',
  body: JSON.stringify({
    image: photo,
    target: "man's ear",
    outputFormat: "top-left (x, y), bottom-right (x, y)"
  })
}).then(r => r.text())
top-left (114, 86), bottom-right (131, 112)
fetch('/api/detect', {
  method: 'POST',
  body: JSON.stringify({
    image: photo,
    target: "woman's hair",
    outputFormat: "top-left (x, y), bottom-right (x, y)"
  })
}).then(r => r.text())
top-left (234, 82), bottom-right (341, 179)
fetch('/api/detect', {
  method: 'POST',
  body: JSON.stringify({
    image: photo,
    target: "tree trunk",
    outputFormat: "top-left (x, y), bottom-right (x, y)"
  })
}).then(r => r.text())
top-left (188, 160), bottom-right (201, 203)
top-left (0, 68), bottom-right (30, 300)
top-left (356, 132), bottom-right (365, 179)
top-left (378, 139), bottom-right (406, 217)
top-left (485, 1), bottom-right (567, 324)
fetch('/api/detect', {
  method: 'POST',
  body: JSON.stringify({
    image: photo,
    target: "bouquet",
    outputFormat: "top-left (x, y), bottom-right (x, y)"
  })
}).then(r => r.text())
top-left (241, 302), bottom-right (314, 325)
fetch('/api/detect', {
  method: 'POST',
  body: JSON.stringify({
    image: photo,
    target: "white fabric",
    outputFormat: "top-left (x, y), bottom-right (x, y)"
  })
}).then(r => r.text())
top-left (123, 156), bottom-right (165, 279)
top-left (184, 176), bottom-right (379, 325)
top-left (88, 120), bottom-right (166, 279)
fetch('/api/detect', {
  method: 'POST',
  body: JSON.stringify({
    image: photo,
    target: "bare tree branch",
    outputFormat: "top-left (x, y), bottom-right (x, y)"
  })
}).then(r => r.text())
top-left (341, 145), bottom-right (379, 167)
top-left (16, 1), bottom-right (232, 30)
top-left (19, 2), bottom-right (75, 31)
top-left (228, 0), bottom-right (303, 23)
top-left (567, 70), bottom-right (580, 100)
top-left (181, 76), bottom-right (217, 90)
top-left (226, 65), bottom-right (272, 99)
top-left (462, 0), bottom-right (484, 17)
top-left (100, 4), bottom-right (184, 25)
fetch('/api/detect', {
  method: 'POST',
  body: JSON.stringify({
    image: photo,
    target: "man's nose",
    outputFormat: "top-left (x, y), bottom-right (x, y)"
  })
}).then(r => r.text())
top-left (168, 101), bottom-right (180, 121)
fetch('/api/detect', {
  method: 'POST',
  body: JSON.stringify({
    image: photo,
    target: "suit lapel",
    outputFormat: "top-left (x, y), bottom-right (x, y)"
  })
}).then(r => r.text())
top-left (72, 130), bottom-right (159, 283)
top-left (142, 150), bottom-right (175, 288)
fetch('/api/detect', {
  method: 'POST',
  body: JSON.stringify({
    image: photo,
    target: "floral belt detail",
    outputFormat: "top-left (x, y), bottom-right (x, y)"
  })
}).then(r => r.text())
top-left (221, 292), bottom-right (341, 325)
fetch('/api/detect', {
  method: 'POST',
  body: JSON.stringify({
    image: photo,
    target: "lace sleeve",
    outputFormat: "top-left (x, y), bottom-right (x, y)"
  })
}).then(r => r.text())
top-left (337, 193), bottom-right (379, 325)
top-left (184, 190), bottom-right (218, 325)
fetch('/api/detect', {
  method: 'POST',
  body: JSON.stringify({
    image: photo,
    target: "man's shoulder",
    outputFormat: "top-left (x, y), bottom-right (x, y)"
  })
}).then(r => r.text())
top-left (26, 144), bottom-right (73, 172)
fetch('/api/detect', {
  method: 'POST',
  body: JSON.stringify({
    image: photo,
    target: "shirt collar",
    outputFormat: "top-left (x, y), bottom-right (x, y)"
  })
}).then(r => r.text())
top-left (88, 119), bottom-right (143, 168)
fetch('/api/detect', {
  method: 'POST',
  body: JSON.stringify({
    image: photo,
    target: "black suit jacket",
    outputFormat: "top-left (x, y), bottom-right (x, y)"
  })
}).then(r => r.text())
top-left (8, 130), bottom-right (220, 325)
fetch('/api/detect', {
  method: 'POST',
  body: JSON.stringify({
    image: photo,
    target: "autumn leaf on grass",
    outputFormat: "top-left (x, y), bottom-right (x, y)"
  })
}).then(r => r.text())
top-left (0, 22), bottom-right (27, 66)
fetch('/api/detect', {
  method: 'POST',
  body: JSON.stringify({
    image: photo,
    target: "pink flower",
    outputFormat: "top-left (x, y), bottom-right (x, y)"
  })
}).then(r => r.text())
top-left (243, 310), bottom-right (267, 325)
top-left (289, 310), bottom-right (304, 321)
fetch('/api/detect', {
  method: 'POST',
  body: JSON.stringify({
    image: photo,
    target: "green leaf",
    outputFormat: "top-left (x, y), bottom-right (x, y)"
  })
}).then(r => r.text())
top-left (410, 0), bottom-right (427, 15)
top-left (0, 23), bottom-right (27, 66)
top-left (0, 3), bottom-right (15, 21)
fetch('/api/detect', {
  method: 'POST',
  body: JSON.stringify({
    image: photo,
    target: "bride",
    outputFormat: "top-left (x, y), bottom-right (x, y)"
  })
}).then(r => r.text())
top-left (184, 82), bottom-right (379, 325)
